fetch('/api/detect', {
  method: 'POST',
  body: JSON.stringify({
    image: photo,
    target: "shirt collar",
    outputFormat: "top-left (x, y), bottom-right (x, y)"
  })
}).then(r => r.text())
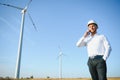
top-left (91, 33), bottom-right (99, 37)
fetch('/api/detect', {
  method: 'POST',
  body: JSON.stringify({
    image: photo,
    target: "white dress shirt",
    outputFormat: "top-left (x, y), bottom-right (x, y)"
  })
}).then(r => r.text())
top-left (76, 33), bottom-right (111, 60)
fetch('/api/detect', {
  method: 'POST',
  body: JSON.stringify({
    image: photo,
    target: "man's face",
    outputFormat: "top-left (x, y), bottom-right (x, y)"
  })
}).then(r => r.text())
top-left (88, 23), bottom-right (97, 33)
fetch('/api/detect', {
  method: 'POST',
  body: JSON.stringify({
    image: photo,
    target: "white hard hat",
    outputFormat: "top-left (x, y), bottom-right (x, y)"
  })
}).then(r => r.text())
top-left (87, 20), bottom-right (98, 26)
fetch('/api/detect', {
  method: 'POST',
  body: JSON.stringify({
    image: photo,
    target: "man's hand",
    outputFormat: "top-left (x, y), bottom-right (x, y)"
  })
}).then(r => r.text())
top-left (84, 30), bottom-right (90, 38)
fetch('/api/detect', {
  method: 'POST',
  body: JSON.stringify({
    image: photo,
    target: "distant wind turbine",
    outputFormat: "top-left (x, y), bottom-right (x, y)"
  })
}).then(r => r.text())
top-left (0, 0), bottom-right (37, 79)
top-left (58, 46), bottom-right (64, 80)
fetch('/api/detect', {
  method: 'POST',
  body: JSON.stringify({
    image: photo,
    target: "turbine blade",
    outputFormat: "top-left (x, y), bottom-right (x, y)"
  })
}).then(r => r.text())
top-left (56, 55), bottom-right (60, 59)
top-left (0, 2), bottom-right (23, 10)
top-left (58, 46), bottom-right (62, 52)
top-left (25, 0), bottom-right (32, 9)
top-left (58, 45), bottom-right (67, 56)
top-left (27, 12), bottom-right (38, 31)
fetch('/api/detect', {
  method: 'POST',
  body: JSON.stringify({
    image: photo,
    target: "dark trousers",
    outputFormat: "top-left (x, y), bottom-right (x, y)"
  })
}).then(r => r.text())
top-left (87, 56), bottom-right (107, 80)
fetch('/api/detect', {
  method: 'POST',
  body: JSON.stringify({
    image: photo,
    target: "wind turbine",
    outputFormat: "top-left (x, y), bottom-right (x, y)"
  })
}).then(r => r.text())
top-left (0, 0), bottom-right (37, 79)
top-left (58, 46), bottom-right (64, 80)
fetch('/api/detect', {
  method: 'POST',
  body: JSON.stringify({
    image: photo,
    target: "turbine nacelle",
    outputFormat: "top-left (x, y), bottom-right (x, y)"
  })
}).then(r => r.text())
top-left (21, 8), bottom-right (27, 14)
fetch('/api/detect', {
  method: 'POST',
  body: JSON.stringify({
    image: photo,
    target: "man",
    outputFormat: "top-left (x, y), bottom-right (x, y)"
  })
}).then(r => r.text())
top-left (76, 20), bottom-right (111, 80)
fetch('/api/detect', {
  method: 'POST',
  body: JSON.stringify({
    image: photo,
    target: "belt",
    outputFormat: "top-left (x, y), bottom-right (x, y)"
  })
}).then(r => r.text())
top-left (89, 55), bottom-right (103, 59)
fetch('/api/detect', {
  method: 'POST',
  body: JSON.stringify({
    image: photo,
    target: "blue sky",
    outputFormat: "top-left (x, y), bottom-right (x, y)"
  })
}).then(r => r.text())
top-left (0, 0), bottom-right (120, 78)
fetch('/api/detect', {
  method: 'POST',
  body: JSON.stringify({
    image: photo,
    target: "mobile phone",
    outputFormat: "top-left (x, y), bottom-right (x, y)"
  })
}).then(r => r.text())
top-left (87, 30), bottom-right (91, 35)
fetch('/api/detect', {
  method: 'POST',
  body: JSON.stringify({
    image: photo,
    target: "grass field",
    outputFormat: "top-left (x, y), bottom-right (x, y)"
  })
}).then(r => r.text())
top-left (32, 78), bottom-right (120, 80)
top-left (23, 78), bottom-right (120, 80)
top-left (29, 78), bottom-right (120, 80)
top-left (1, 77), bottom-right (120, 80)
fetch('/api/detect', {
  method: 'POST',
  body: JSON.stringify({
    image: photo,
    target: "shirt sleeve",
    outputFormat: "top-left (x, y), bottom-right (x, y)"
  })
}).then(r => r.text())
top-left (76, 37), bottom-right (87, 47)
top-left (102, 35), bottom-right (112, 61)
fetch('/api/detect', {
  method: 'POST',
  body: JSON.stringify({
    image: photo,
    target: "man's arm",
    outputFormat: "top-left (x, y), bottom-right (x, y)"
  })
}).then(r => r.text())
top-left (76, 30), bottom-right (90, 47)
top-left (76, 37), bottom-right (86, 47)
top-left (103, 36), bottom-right (112, 61)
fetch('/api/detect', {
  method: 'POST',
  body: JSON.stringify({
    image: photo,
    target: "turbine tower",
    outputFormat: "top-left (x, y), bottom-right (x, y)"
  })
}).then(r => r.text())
top-left (58, 46), bottom-right (63, 80)
top-left (0, 0), bottom-right (37, 79)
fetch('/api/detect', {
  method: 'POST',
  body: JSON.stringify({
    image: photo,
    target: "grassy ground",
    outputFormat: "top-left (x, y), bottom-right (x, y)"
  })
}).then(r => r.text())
top-left (1, 78), bottom-right (120, 80)
top-left (31, 78), bottom-right (120, 80)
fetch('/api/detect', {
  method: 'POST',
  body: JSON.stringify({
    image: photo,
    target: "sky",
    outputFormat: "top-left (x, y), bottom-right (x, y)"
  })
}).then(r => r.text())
top-left (0, 0), bottom-right (120, 78)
